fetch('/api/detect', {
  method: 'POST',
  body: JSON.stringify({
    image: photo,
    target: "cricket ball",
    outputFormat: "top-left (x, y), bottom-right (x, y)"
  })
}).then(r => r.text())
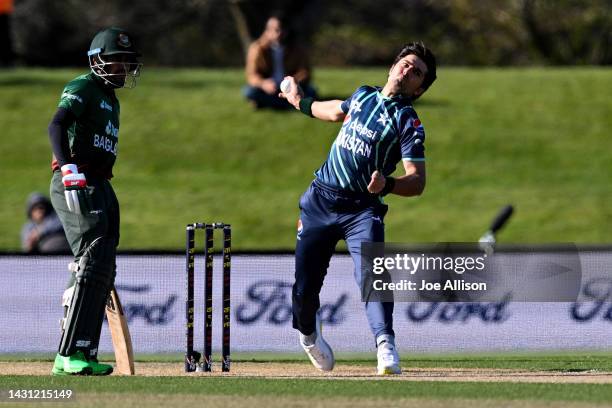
top-left (280, 78), bottom-right (292, 94)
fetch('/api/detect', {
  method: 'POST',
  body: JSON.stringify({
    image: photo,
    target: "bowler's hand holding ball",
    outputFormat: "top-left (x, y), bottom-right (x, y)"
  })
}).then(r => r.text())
top-left (279, 76), bottom-right (303, 108)
top-left (280, 78), bottom-right (292, 94)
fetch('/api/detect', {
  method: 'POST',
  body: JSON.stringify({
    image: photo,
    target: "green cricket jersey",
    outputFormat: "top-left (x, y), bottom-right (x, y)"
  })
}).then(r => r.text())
top-left (52, 73), bottom-right (120, 179)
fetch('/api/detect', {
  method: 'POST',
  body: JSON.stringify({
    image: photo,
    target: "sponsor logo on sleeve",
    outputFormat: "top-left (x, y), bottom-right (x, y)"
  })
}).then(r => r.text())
top-left (61, 92), bottom-right (83, 103)
top-left (411, 118), bottom-right (424, 134)
top-left (409, 117), bottom-right (425, 137)
top-left (100, 100), bottom-right (113, 112)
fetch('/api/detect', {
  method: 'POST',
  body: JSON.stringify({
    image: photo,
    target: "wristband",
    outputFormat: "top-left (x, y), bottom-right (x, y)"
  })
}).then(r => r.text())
top-left (299, 97), bottom-right (314, 117)
top-left (380, 176), bottom-right (395, 196)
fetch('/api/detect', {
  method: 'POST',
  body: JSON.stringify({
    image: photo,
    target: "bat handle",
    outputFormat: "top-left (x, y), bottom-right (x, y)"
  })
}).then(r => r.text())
top-left (490, 205), bottom-right (514, 233)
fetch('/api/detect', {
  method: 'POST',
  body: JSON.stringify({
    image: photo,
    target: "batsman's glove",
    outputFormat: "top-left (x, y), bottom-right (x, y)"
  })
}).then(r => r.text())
top-left (61, 164), bottom-right (92, 215)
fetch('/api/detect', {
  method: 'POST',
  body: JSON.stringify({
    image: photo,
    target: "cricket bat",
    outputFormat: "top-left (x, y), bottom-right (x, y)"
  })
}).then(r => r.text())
top-left (106, 287), bottom-right (135, 375)
top-left (487, 205), bottom-right (514, 236)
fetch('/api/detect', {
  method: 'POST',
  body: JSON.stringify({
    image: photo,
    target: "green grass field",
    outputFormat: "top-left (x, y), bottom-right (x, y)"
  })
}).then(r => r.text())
top-left (1, 67), bottom-right (611, 250)
top-left (4, 351), bottom-right (612, 370)
top-left (2, 354), bottom-right (612, 407)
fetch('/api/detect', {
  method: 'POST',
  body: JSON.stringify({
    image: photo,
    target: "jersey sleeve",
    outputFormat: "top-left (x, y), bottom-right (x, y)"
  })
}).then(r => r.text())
top-left (399, 111), bottom-right (426, 162)
top-left (340, 86), bottom-right (369, 114)
top-left (57, 79), bottom-right (90, 117)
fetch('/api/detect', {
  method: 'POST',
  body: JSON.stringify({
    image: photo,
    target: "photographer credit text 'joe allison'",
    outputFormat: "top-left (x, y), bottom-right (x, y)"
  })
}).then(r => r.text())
top-left (370, 253), bottom-right (489, 292)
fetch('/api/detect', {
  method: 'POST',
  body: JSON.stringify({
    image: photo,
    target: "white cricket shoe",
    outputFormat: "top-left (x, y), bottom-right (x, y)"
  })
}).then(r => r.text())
top-left (376, 335), bottom-right (401, 375)
top-left (300, 312), bottom-right (335, 371)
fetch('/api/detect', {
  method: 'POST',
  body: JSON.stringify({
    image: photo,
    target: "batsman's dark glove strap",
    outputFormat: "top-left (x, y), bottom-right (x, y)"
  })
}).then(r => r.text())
top-left (299, 97), bottom-right (314, 117)
top-left (381, 176), bottom-right (396, 196)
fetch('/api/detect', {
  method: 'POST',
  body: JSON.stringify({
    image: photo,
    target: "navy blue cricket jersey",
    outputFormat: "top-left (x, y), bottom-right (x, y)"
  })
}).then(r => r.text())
top-left (315, 86), bottom-right (425, 192)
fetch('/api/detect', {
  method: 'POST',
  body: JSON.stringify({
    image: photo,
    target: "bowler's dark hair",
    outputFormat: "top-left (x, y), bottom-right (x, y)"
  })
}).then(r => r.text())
top-left (393, 42), bottom-right (437, 95)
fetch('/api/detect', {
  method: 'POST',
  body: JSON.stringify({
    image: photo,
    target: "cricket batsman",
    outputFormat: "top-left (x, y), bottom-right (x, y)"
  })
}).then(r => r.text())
top-left (280, 42), bottom-right (437, 375)
top-left (47, 27), bottom-right (142, 375)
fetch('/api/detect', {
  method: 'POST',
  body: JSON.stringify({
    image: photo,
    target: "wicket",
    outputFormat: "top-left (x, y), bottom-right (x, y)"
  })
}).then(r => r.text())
top-left (185, 222), bottom-right (231, 372)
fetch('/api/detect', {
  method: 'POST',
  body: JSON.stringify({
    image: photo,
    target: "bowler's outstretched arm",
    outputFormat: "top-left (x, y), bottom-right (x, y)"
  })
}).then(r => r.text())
top-left (310, 100), bottom-right (346, 122)
top-left (279, 76), bottom-right (345, 122)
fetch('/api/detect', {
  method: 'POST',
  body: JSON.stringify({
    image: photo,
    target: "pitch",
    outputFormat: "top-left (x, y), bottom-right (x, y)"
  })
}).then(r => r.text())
top-left (2, 354), bottom-right (612, 407)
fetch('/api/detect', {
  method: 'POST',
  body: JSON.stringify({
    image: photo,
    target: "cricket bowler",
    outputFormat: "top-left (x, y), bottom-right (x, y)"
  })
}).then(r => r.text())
top-left (47, 27), bottom-right (142, 375)
top-left (280, 42), bottom-right (437, 375)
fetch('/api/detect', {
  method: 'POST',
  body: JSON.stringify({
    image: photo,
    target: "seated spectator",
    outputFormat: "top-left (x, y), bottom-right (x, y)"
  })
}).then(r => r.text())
top-left (21, 192), bottom-right (70, 253)
top-left (244, 14), bottom-right (316, 109)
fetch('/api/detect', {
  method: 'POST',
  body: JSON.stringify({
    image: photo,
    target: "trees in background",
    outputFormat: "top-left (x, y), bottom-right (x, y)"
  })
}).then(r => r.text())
top-left (10, 0), bottom-right (612, 66)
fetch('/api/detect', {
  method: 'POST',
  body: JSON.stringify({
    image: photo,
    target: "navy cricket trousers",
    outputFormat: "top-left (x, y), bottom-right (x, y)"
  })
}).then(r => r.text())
top-left (292, 179), bottom-right (395, 341)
